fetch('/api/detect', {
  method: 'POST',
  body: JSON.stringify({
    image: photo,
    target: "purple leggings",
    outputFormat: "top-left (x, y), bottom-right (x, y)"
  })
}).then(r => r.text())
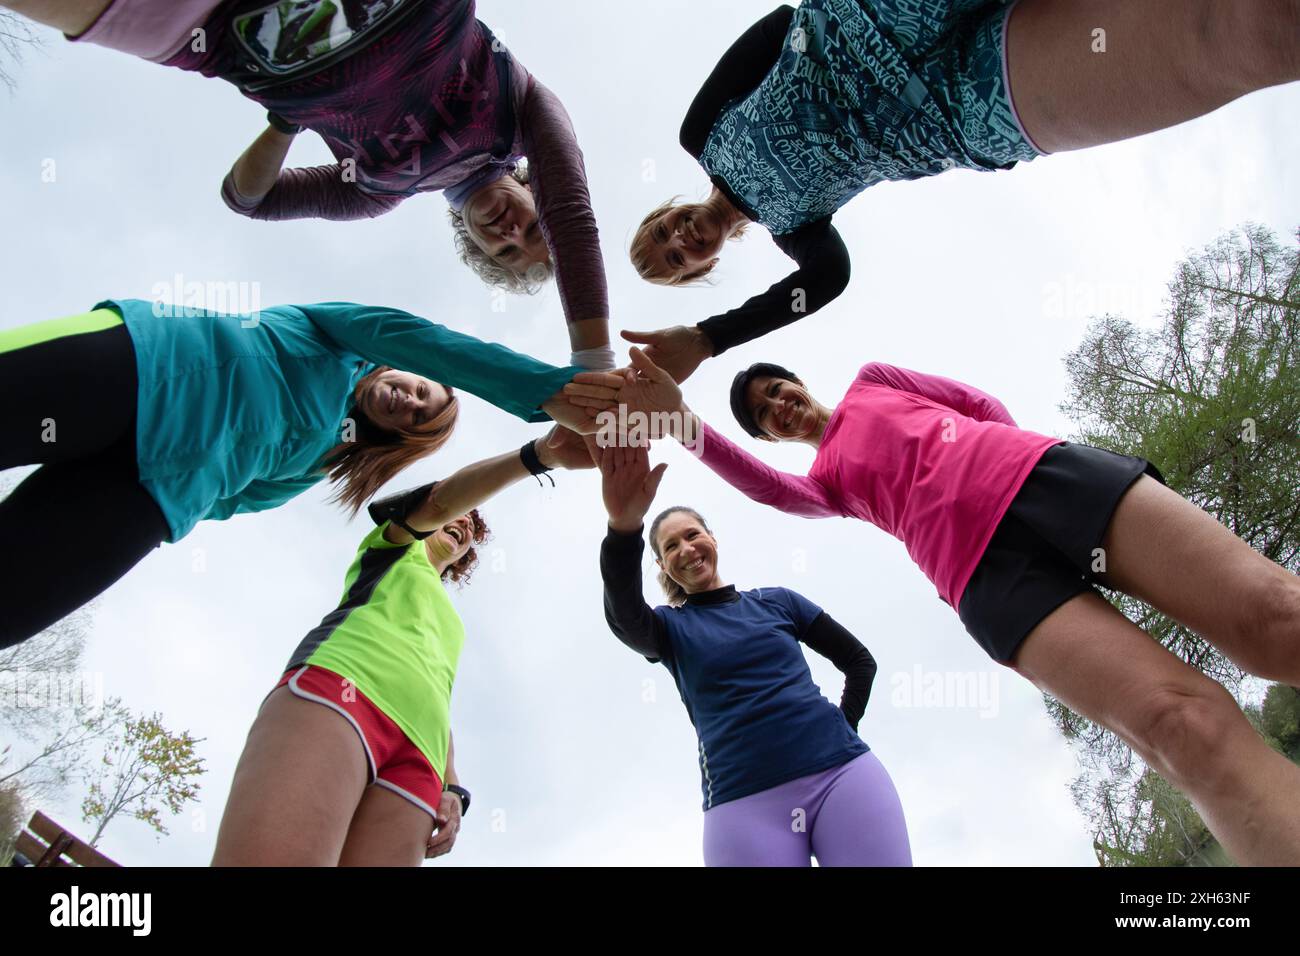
top-left (702, 752), bottom-right (912, 867)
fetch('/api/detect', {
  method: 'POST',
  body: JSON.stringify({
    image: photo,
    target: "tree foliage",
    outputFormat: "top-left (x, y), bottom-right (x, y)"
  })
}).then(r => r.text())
top-left (1058, 224), bottom-right (1300, 865)
top-left (81, 712), bottom-right (205, 847)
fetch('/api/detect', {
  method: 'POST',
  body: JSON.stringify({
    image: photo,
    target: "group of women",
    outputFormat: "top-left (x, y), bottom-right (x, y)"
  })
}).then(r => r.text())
top-left (2, 0), bottom-right (1298, 866)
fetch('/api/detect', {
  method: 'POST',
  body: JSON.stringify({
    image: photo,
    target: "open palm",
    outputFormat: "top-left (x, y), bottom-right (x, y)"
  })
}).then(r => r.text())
top-left (618, 347), bottom-right (684, 420)
top-left (600, 443), bottom-right (668, 531)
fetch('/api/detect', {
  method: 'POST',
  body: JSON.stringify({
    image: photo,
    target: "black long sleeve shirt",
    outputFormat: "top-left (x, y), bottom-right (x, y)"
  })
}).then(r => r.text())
top-left (600, 526), bottom-right (877, 730)
top-left (678, 5), bottom-right (852, 357)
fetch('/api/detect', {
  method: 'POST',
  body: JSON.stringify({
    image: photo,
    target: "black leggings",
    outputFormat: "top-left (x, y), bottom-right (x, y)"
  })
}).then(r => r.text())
top-left (0, 314), bottom-right (171, 648)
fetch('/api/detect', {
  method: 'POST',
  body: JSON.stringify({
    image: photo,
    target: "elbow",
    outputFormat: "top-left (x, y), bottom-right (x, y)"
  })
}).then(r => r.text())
top-left (826, 248), bottom-right (851, 300)
top-left (221, 173), bottom-right (264, 219)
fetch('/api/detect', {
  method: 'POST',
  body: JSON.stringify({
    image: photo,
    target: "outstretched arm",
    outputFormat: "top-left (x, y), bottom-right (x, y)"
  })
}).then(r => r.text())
top-left (621, 220), bottom-right (850, 383)
top-left (598, 444), bottom-right (671, 660)
top-left (695, 219), bottom-right (851, 359)
top-left (377, 429), bottom-right (596, 546)
top-left (519, 76), bottom-right (611, 363)
top-left (299, 302), bottom-right (620, 429)
top-left (582, 348), bottom-right (840, 517)
top-left (857, 362), bottom-right (1018, 426)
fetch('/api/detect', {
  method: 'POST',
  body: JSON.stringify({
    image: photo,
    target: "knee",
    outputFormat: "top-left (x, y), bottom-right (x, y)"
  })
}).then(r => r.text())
top-left (1224, 571), bottom-right (1300, 678)
top-left (1129, 680), bottom-right (1242, 788)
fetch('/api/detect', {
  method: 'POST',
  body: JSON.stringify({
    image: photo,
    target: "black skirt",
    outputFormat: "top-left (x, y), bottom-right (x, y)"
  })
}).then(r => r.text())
top-left (957, 442), bottom-right (1165, 664)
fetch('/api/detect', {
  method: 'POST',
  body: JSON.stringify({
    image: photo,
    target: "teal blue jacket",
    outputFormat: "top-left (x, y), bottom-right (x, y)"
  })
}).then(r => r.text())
top-left (103, 299), bottom-right (581, 542)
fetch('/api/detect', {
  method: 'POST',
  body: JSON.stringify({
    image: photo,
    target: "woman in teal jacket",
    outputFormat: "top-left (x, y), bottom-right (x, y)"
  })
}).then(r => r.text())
top-left (0, 298), bottom-right (619, 648)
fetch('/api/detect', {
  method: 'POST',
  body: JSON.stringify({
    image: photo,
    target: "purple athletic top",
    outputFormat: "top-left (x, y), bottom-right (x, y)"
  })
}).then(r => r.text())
top-left (166, 0), bottom-right (608, 324)
top-left (697, 363), bottom-right (1063, 608)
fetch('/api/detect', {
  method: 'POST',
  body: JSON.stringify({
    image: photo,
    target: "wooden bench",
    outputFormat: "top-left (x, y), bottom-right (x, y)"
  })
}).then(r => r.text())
top-left (13, 811), bottom-right (119, 867)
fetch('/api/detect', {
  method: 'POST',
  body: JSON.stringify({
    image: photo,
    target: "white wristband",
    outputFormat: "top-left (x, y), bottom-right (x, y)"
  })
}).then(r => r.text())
top-left (570, 345), bottom-right (617, 371)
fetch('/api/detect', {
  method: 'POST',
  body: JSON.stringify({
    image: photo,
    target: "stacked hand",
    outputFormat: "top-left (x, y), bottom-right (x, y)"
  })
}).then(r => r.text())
top-left (600, 442), bottom-right (668, 533)
top-left (543, 370), bottom-right (624, 435)
top-left (620, 326), bottom-right (713, 385)
top-left (537, 425), bottom-right (600, 470)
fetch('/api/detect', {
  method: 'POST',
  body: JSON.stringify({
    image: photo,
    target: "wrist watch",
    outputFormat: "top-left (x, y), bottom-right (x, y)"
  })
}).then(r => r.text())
top-left (266, 110), bottom-right (304, 135)
top-left (446, 784), bottom-right (471, 815)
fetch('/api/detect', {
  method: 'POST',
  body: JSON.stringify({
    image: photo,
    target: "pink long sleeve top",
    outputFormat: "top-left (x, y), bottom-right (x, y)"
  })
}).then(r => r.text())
top-left (698, 363), bottom-right (1063, 608)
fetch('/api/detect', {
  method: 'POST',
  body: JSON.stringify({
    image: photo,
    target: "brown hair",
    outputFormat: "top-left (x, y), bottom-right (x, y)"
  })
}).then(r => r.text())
top-left (648, 506), bottom-right (714, 608)
top-left (629, 196), bottom-right (748, 287)
top-left (426, 508), bottom-right (492, 587)
top-left (322, 367), bottom-right (460, 516)
top-left (446, 162), bottom-right (555, 295)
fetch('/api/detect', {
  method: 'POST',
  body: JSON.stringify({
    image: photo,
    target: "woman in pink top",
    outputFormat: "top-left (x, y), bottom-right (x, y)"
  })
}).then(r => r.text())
top-left (593, 349), bottom-right (1300, 866)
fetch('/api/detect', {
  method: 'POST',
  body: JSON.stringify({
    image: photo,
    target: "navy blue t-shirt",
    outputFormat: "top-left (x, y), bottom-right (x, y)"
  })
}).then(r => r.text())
top-left (653, 586), bottom-right (869, 809)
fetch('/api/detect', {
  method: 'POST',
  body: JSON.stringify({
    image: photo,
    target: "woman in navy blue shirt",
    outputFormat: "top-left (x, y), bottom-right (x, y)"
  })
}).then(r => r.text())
top-left (598, 443), bottom-right (911, 866)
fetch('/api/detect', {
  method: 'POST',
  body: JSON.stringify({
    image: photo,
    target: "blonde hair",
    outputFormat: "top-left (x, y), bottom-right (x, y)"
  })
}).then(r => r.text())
top-left (322, 367), bottom-right (461, 516)
top-left (630, 195), bottom-right (748, 287)
top-left (649, 506), bottom-right (714, 608)
top-left (447, 162), bottom-right (555, 295)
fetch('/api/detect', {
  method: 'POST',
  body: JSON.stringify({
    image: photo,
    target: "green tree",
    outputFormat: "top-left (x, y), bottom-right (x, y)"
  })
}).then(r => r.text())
top-left (1058, 223), bottom-right (1300, 866)
top-left (81, 712), bottom-right (205, 847)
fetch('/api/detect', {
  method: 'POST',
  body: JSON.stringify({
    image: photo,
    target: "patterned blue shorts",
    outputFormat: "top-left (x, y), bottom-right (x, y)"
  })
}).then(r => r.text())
top-left (879, 0), bottom-right (1047, 165)
top-left (700, 0), bottom-right (1046, 235)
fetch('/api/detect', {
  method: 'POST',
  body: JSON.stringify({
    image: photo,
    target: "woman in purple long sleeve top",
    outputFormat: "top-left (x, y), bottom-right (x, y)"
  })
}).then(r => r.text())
top-left (595, 348), bottom-right (1300, 866)
top-left (10, 0), bottom-right (612, 368)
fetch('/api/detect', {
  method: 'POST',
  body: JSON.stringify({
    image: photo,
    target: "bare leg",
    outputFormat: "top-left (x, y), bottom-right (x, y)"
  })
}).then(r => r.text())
top-left (211, 688), bottom-right (369, 867)
top-left (1011, 592), bottom-right (1300, 865)
top-left (1, 1), bottom-right (113, 36)
top-left (337, 786), bottom-right (434, 867)
top-left (1007, 0), bottom-right (1300, 153)
top-left (1098, 476), bottom-right (1300, 683)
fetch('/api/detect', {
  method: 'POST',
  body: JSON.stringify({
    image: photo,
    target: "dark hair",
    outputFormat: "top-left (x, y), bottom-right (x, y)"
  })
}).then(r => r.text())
top-left (428, 508), bottom-right (492, 587)
top-left (729, 362), bottom-right (803, 438)
top-left (648, 506), bottom-right (713, 608)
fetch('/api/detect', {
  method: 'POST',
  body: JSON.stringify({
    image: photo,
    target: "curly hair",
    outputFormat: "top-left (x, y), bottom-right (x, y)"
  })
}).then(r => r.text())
top-left (446, 162), bottom-right (555, 295)
top-left (429, 508), bottom-right (492, 588)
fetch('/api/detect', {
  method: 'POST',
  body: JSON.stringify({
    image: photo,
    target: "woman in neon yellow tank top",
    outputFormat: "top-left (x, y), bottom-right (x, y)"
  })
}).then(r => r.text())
top-left (211, 430), bottom-right (595, 865)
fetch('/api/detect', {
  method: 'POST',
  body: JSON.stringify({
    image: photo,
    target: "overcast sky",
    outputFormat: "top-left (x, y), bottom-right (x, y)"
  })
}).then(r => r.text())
top-left (2, 0), bottom-right (1297, 866)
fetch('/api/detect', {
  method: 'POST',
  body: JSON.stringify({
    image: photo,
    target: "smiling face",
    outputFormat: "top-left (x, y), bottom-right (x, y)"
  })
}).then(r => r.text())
top-left (426, 513), bottom-right (476, 569)
top-left (745, 375), bottom-right (817, 442)
top-left (654, 511), bottom-right (722, 594)
top-left (634, 202), bottom-right (728, 283)
top-left (462, 176), bottom-right (550, 277)
top-left (360, 370), bottom-right (452, 435)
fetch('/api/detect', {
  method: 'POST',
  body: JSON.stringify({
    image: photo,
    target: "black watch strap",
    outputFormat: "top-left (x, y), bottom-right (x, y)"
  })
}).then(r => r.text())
top-left (446, 784), bottom-right (471, 815)
top-left (267, 110), bottom-right (304, 135)
top-left (520, 440), bottom-right (556, 487)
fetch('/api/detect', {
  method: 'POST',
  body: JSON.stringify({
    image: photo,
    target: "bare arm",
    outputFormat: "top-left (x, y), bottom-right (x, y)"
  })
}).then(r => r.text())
top-left (229, 124), bottom-right (297, 201)
top-left (382, 431), bottom-right (592, 546)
